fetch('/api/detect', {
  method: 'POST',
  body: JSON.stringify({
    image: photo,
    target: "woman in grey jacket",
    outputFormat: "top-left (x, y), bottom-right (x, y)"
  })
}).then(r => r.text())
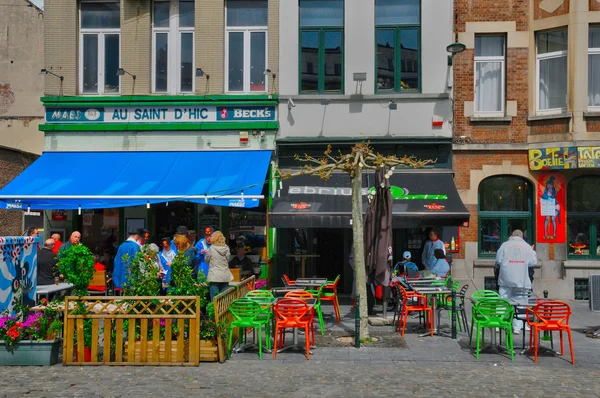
top-left (206, 231), bottom-right (234, 300)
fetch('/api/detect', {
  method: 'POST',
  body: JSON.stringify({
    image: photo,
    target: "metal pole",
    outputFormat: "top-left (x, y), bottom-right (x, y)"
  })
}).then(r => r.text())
top-left (542, 290), bottom-right (550, 341)
top-left (451, 289), bottom-right (457, 339)
top-left (355, 294), bottom-right (361, 348)
top-left (382, 286), bottom-right (388, 319)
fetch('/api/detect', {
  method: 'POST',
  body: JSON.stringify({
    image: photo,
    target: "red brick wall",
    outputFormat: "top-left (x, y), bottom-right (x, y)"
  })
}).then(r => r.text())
top-left (455, 0), bottom-right (528, 32)
top-left (529, 118), bottom-right (571, 135)
top-left (534, 0), bottom-right (569, 19)
top-left (592, 0), bottom-right (600, 12)
top-left (0, 147), bottom-right (38, 235)
top-left (453, 151), bottom-right (530, 259)
top-left (587, 118), bottom-right (600, 132)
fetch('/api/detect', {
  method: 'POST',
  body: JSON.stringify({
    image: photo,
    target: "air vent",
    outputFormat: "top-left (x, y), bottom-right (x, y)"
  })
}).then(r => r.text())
top-left (589, 275), bottom-right (600, 311)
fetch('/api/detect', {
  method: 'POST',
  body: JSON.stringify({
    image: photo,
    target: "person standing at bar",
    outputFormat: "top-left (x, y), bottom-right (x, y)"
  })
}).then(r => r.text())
top-left (421, 229), bottom-right (445, 271)
top-left (112, 229), bottom-right (142, 293)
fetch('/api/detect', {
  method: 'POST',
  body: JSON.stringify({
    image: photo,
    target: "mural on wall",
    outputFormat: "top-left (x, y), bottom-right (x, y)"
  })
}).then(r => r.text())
top-left (536, 173), bottom-right (566, 244)
top-left (0, 236), bottom-right (38, 314)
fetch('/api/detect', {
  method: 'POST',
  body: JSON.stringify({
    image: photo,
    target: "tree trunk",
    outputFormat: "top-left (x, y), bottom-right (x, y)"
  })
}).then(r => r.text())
top-left (351, 170), bottom-right (369, 340)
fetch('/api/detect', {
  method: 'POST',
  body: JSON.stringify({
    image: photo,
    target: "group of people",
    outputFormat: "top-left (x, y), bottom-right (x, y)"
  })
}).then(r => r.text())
top-left (33, 229), bottom-right (83, 287)
top-left (113, 225), bottom-right (253, 300)
top-left (391, 229), bottom-right (451, 280)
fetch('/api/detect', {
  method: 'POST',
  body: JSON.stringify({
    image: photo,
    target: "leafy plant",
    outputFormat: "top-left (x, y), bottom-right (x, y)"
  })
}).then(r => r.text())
top-left (167, 253), bottom-right (207, 298)
top-left (0, 289), bottom-right (64, 348)
top-left (57, 244), bottom-right (95, 296)
top-left (123, 245), bottom-right (161, 297)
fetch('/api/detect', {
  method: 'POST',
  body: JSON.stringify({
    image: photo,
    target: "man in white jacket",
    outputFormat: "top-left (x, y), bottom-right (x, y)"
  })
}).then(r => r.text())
top-left (495, 229), bottom-right (537, 334)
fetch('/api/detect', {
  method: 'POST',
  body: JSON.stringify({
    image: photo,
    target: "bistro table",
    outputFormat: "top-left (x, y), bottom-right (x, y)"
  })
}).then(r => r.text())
top-left (36, 283), bottom-right (74, 302)
top-left (410, 286), bottom-right (456, 338)
top-left (508, 297), bottom-right (553, 355)
top-left (286, 254), bottom-right (320, 278)
top-left (294, 278), bottom-right (328, 290)
top-left (270, 286), bottom-right (305, 297)
top-left (274, 297), bottom-right (317, 354)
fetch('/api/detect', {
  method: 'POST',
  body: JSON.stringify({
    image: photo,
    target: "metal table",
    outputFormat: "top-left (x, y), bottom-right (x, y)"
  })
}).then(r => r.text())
top-left (508, 297), bottom-right (553, 355)
top-left (273, 297), bottom-right (317, 354)
top-left (411, 286), bottom-right (456, 339)
top-left (270, 286), bottom-right (305, 297)
top-left (294, 279), bottom-right (327, 290)
top-left (36, 283), bottom-right (73, 302)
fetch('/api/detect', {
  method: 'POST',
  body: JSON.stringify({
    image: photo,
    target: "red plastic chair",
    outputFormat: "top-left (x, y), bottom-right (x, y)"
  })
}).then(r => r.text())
top-left (397, 285), bottom-right (433, 337)
top-left (284, 290), bottom-right (316, 345)
top-left (283, 274), bottom-right (296, 286)
top-left (273, 299), bottom-right (311, 360)
top-left (322, 275), bottom-right (341, 324)
top-left (526, 301), bottom-right (575, 364)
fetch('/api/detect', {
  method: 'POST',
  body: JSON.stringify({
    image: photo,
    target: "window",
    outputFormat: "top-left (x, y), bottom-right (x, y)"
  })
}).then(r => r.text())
top-left (80, 2), bottom-right (120, 94)
top-left (574, 278), bottom-right (589, 300)
top-left (226, 0), bottom-right (268, 93)
top-left (567, 177), bottom-right (600, 259)
top-left (484, 277), bottom-right (498, 292)
top-left (153, 0), bottom-right (195, 94)
top-left (374, 0), bottom-right (419, 93)
top-left (474, 35), bottom-right (505, 115)
top-left (536, 29), bottom-right (568, 112)
top-left (478, 176), bottom-right (533, 256)
top-left (589, 25), bottom-right (600, 108)
top-left (299, 0), bottom-right (344, 93)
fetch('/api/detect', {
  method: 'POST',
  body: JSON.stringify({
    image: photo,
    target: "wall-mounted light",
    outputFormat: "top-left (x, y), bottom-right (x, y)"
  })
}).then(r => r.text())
top-left (39, 68), bottom-right (64, 81)
top-left (264, 69), bottom-right (277, 79)
top-left (196, 68), bottom-right (210, 79)
top-left (117, 67), bottom-right (136, 80)
top-left (287, 98), bottom-right (296, 109)
top-left (446, 42), bottom-right (466, 66)
top-left (388, 100), bottom-right (397, 110)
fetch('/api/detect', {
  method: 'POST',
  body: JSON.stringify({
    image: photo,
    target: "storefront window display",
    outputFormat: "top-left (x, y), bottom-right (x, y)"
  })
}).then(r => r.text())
top-left (478, 176), bottom-right (533, 256)
top-left (567, 177), bottom-right (600, 258)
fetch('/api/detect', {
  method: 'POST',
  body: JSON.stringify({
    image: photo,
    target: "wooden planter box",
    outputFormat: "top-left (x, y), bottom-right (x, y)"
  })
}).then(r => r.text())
top-left (200, 339), bottom-right (218, 362)
top-left (124, 340), bottom-right (188, 363)
top-left (0, 340), bottom-right (61, 366)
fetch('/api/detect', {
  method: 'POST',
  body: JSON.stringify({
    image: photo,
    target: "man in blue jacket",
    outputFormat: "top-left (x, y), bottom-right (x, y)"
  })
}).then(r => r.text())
top-left (194, 226), bottom-right (213, 278)
top-left (113, 228), bottom-right (142, 293)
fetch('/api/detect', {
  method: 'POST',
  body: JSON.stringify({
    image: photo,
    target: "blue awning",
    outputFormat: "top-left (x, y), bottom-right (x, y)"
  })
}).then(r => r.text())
top-left (0, 151), bottom-right (272, 210)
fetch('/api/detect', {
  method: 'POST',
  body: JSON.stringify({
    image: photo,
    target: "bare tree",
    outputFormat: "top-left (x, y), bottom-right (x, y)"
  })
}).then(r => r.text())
top-left (276, 142), bottom-right (434, 339)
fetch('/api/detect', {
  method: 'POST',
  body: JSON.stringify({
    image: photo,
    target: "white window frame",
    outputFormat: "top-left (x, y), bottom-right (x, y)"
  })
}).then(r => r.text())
top-left (474, 35), bottom-right (506, 116)
top-left (224, 3), bottom-right (268, 94)
top-left (589, 27), bottom-right (600, 112)
top-left (536, 32), bottom-right (568, 115)
top-left (79, 2), bottom-right (121, 95)
top-left (152, 0), bottom-right (195, 94)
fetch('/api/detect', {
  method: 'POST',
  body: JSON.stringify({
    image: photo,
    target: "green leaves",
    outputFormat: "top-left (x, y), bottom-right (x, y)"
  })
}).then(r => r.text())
top-left (123, 246), bottom-right (161, 297)
top-left (57, 244), bottom-right (95, 297)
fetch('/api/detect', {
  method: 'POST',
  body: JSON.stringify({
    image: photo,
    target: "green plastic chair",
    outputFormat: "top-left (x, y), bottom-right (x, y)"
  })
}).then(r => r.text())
top-left (305, 285), bottom-right (326, 335)
top-left (469, 290), bottom-right (501, 342)
top-left (228, 298), bottom-right (271, 359)
top-left (441, 281), bottom-right (462, 331)
top-left (431, 273), bottom-right (451, 287)
top-left (245, 290), bottom-right (275, 344)
top-left (470, 298), bottom-right (514, 360)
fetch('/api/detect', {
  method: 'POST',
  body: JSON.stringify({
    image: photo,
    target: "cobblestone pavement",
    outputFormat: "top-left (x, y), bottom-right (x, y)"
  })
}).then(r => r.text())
top-left (1, 300), bottom-right (600, 397)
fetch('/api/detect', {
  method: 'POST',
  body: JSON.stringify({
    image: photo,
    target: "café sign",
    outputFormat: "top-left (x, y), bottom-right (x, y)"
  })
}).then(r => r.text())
top-left (45, 105), bottom-right (277, 124)
top-left (528, 146), bottom-right (600, 170)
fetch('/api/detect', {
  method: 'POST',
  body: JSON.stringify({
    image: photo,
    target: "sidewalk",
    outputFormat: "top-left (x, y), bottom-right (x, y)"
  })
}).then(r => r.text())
top-left (228, 296), bottom-right (600, 369)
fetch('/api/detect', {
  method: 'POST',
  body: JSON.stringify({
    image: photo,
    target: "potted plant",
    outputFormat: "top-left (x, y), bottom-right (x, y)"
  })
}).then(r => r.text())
top-left (57, 244), bottom-right (96, 362)
top-left (0, 293), bottom-right (63, 366)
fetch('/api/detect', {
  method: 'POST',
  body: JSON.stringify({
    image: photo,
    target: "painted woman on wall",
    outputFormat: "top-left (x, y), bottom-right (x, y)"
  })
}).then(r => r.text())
top-left (541, 176), bottom-right (560, 239)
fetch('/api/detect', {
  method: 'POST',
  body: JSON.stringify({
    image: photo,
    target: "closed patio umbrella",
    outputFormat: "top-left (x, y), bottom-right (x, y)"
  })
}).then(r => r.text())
top-left (363, 168), bottom-right (393, 316)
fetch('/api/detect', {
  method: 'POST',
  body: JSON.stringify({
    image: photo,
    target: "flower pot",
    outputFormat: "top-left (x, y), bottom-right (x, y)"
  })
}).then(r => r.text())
top-left (75, 346), bottom-right (92, 362)
top-left (200, 339), bottom-right (218, 362)
top-left (0, 340), bottom-right (61, 366)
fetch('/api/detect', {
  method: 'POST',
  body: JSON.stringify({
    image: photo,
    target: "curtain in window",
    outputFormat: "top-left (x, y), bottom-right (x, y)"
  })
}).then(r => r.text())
top-left (590, 54), bottom-right (600, 106)
top-left (539, 56), bottom-right (567, 110)
top-left (475, 62), bottom-right (502, 112)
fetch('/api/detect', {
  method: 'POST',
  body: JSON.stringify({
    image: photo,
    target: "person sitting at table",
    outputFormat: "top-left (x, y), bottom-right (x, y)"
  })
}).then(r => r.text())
top-left (37, 238), bottom-right (58, 286)
top-left (88, 253), bottom-right (107, 293)
top-left (229, 242), bottom-right (254, 278)
top-left (393, 251), bottom-right (420, 279)
top-left (430, 249), bottom-right (450, 277)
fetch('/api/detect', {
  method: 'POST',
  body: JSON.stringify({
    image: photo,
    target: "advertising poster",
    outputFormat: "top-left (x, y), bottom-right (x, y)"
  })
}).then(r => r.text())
top-left (51, 210), bottom-right (67, 221)
top-left (536, 173), bottom-right (566, 244)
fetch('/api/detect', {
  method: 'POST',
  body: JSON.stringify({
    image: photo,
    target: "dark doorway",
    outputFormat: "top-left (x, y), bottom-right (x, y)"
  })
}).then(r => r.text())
top-left (314, 228), bottom-right (345, 284)
top-left (155, 202), bottom-right (195, 242)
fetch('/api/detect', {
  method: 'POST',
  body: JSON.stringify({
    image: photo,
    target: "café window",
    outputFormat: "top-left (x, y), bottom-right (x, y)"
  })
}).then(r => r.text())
top-left (153, 0), bottom-right (195, 94)
top-left (589, 25), bottom-right (600, 109)
top-left (536, 29), bottom-right (568, 113)
top-left (80, 2), bottom-right (121, 94)
top-left (226, 0), bottom-right (268, 93)
top-left (375, 0), bottom-right (420, 93)
top-left (478, 176), bottom-right (533, 256)
top-left (567, 177), bottom-right (600, 258)
top-left (299, 0), bottom-right (344, 94)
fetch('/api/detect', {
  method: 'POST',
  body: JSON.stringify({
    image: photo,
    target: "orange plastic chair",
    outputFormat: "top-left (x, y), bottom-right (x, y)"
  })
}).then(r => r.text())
top-left (322, 275), bottom-right (341, 323)
top-left (526, 301), bottom-right (575, 364)
top-left (397, 285), bottom-right (433, 337)
top-left (284, 290), bottom-right (316, 345)
top-left (283, 274), bottom-right (296, 286)
top-left (273, 299), bottom-right (311, 360)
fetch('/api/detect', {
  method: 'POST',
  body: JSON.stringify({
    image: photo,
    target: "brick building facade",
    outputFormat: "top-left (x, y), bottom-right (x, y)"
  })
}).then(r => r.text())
top-left (452, 0), bottom-right (600, 300)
